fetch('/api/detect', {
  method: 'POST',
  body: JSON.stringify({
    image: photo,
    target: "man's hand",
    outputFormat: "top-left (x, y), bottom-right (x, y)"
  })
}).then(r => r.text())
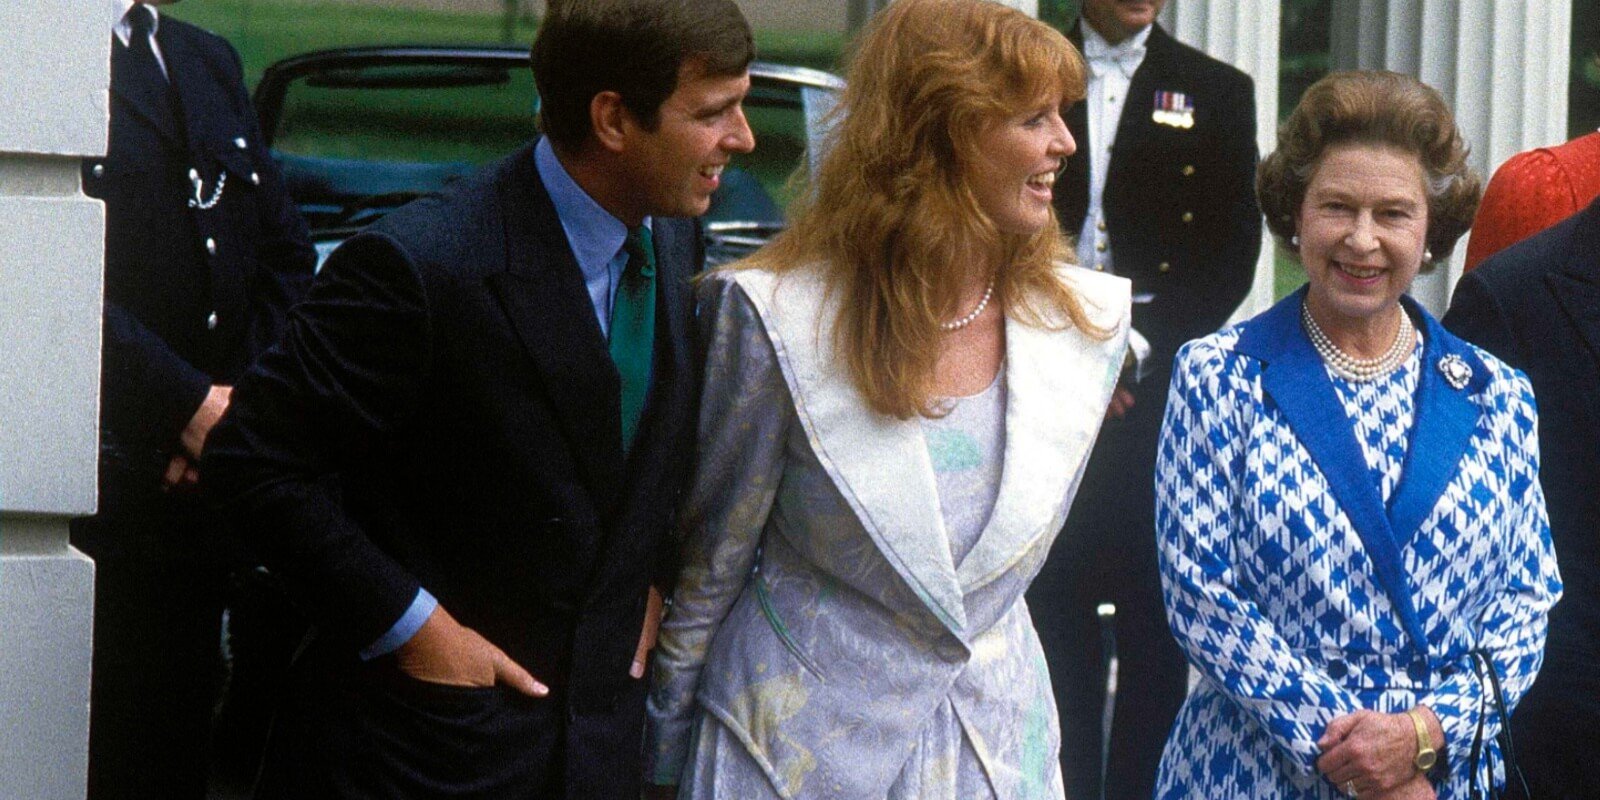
top-left (181, 384), bottom-right (233, 459)
top-left (1105, 385), bottom-right (1136, 421)
top-left (396, 605), bottom-right (547, 697)
top-left (632, 586), bottom-right (665, 679)
top-left (1317, 709), bottom-right (1435, 797)
top-left (161, 454), bottom-right (200, 491)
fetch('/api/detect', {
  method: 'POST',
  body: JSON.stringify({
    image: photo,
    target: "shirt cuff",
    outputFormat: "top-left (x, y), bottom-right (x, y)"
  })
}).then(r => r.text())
top-left (1127, 327), bottom-right (1153, 383)
top-left (360, 587), bottom-right (437, 661)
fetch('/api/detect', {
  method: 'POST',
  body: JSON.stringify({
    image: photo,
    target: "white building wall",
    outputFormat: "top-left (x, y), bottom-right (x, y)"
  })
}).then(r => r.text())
top-left (0, 2), bottom-right (108, 799)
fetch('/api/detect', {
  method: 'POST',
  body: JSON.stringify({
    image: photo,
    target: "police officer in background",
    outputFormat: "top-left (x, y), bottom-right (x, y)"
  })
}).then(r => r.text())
top-left (72, 2), bottom-right (314, 798)
top-left (1026, 1), bottom-right (1261, 798)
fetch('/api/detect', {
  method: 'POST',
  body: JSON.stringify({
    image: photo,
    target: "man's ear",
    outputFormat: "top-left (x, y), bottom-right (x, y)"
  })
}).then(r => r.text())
top-left (590, 90), bottom-right (631, 153)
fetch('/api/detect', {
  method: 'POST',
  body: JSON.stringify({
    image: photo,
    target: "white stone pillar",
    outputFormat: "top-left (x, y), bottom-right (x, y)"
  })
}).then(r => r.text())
top-left (0, 3), bottom-right (109, 799)
top-left (1160, 0), bottom-right (1282, 323)
top-left (1329, 0), bottom-right (1571, 315)
top-left (853, 0), bottom-right (1037, 31)
top-left (991, 0), bottom-right (1039, 15)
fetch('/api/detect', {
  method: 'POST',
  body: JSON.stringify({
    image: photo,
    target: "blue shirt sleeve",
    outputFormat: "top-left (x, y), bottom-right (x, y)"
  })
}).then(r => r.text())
top-left (360, 587), bottom-right (438, 661)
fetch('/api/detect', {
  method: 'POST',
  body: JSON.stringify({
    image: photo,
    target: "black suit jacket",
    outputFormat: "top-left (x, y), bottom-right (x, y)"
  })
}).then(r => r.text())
top-left (83, 16), bottom-right (313, 486)
top-left (1444, 197), bottom-right (1600, 795)
top-left (203, 144), bottom-right (701, 797)
top-left (1056, 22), bottom-right (1260, 381)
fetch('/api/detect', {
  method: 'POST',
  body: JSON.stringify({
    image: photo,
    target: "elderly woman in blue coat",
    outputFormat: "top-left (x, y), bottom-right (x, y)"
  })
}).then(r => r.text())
top-left (1154, 71), bottom-right (1562, 799)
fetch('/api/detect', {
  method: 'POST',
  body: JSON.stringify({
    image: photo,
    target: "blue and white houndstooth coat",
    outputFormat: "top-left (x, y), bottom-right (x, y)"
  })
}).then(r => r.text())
top-left (1153, 289), bottom-right (1562, 798)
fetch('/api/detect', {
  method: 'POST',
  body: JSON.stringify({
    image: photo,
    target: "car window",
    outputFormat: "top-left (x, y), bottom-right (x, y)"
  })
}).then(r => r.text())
top-left (275, 61), bottom-right (538, 166)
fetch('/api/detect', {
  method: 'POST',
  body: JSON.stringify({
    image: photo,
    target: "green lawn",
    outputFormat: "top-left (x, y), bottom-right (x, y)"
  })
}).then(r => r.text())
top-left (164, 0), bottom-right (844, 90)
top-left (1274, 244), bottom-right (1306, 300)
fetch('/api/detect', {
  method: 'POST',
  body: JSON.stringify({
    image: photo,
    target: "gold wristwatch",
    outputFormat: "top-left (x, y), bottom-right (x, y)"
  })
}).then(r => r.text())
top-left (1406, 708), bottom-right (1438, 772)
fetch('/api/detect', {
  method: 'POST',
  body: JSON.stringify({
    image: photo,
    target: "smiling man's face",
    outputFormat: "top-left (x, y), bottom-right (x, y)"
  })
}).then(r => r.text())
top-left (614, 59), bottom-right (755, 223)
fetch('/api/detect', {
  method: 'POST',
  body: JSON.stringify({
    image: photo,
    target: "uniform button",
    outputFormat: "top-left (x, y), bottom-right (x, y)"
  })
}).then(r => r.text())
top-left (1181, 211), bottom-right (1194, 223)
top-left (188, 167), bottom-right (200, 181)
top-left (1159, 261), bottom-right (1171, 273)
top-left (206, 238), bottom-right (217, 255)
top-left (1182, 164), bottom-right (1196, 176)
top-left (91, 163), bottom-right (105, 178)
top-left (250, 171), bottom-right (261, 185)
top-left (206, 311), bottom-right (218, 330)
top-left (1095, 242), bottom-right (1107, 253)
top-left (234, 136), bottom-right (247, 149)
top-left (1096, 221), bottom-right (1106, 232)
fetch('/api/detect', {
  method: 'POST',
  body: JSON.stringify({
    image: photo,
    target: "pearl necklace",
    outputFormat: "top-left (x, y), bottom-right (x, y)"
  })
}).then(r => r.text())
top-left (1301, 302), bottom-right (1415, 382)
top-left (942, 278), bottom-right (995, 331)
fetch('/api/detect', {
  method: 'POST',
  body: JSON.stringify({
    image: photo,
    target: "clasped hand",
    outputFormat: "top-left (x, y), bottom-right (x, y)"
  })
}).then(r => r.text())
top-left (164, 384), bottom-right (232, 491)
top-left (1317, 709), bottom-right (1437, 799)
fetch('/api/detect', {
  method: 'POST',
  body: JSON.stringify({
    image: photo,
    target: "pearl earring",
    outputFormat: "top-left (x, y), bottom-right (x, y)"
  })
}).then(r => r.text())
top-left (1290, 234), bottom-right (1300, 247)
top-left (1423, 249), bottom-right (1434, 262)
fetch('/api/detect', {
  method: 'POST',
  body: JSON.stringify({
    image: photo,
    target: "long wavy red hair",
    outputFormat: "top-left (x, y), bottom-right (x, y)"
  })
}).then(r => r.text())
top-left (739, 0), bottom-right (1105, 418)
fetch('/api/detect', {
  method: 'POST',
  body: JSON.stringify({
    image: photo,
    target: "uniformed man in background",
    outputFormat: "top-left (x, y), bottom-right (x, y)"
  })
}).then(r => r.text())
top-left (72, 2), bottom-right (314, 798)
top-left (1027, 1), bottom-right (1262, 798)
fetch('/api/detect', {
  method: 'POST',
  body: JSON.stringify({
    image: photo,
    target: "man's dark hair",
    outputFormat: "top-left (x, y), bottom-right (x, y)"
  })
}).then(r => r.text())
top-left (532, 0), bottom-right (755, 151)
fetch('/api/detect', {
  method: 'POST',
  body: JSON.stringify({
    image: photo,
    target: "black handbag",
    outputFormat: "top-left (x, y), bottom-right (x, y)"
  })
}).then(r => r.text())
top-left (1467, 649), bottom-right (1530, 800)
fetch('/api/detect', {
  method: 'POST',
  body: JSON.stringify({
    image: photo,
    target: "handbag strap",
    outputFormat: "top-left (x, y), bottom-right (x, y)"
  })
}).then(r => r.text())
top-left (1479, 648), bottom-right (1531, 798)
top-left (1468, 651), bottom-right (1489, 800)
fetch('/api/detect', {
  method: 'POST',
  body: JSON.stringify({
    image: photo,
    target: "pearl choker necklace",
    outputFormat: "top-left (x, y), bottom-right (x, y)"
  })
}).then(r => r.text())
top-left (942, 278), bottom-right (996, 331)
top-left (1301, 302), bottom-right (1415, 382)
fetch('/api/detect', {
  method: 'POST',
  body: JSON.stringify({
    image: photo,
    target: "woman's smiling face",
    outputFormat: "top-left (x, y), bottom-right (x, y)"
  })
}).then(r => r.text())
top-left (1297, 142), bottom-right (1430, 333)
top-left (968, 97), bottom-right (1076, 236)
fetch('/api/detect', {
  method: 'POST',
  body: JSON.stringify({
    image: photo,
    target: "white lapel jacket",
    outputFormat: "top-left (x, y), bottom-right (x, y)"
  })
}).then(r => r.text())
top-left (647, 263), bottom-right (1131, 799)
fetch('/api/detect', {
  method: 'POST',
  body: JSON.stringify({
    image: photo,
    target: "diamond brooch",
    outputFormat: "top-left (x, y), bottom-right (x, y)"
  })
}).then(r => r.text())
top-left (1438, 353), bottom-right (1472, 390)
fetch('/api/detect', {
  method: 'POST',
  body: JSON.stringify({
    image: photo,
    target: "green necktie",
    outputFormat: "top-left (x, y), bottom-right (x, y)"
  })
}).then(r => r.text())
top-left (609, 225), bottom-right (656, 452)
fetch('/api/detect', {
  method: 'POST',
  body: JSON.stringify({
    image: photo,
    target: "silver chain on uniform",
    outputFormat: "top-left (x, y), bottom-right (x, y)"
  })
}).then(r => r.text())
top-left (188, 168), bottom-right (226, 210)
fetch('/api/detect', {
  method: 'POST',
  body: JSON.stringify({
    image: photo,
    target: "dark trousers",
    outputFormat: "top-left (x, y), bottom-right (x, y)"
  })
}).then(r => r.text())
top-left (72, 488), bottom-right (229, 800)
top-left (212, 568), bottom-right (311, 797)
top-left (1028, 384), bottom-right (1189, 800)
top-left (257, 639), bottom-right (649, 800)
top-left (1502, 648), bottom-right (1600, 800)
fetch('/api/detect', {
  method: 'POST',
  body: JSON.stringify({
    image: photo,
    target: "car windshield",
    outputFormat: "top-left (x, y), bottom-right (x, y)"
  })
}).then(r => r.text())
top-left (276, 60), bottom-right (536, 167)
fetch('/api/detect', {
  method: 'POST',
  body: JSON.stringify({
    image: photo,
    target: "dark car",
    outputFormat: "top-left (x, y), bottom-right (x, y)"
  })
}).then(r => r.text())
top-left (251, 46), bottom-right (842, 267)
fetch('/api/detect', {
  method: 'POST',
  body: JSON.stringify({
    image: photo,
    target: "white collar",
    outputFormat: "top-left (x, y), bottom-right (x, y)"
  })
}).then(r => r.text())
top-left (1081, 21), bottom-right (1152, 60)
top-left (113, 0), bottom-right (160, 47)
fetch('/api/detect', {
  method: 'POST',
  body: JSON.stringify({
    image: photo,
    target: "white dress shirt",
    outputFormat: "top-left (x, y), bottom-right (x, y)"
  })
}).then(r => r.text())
top-left (1075, 22), bottom-right (1152, 273)
top-left (113, 0), bottom-right (169, 79)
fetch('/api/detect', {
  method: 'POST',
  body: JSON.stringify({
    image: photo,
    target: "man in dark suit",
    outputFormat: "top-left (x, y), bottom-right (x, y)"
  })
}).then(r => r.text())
top-left (202, 1), bottom-right (755, 797)
top-left (1027, 1), bottom-right (1261, 798)
top-left (1445, 195), bottom-right (1600, 800)
top-left (71, 3), bottom-right (315, 798)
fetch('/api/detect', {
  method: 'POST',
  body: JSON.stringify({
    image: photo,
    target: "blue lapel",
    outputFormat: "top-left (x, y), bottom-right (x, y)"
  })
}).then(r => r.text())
top-left (1236, 288), bottom-right (1427, 656)
top-left (1386, 296), bottom-right (1488, 545)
